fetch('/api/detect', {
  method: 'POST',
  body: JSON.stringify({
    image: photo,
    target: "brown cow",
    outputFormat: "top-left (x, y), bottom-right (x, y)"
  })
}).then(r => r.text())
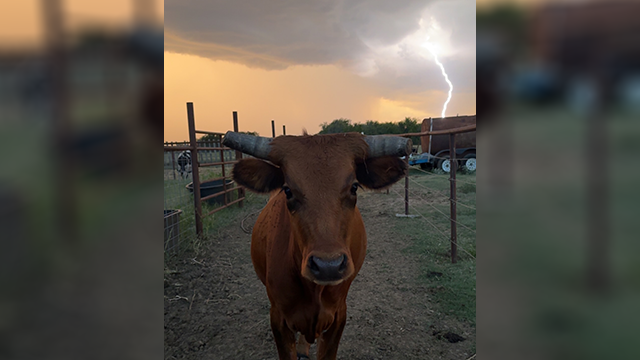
top-left (222, 132), bottom-right (410, 360)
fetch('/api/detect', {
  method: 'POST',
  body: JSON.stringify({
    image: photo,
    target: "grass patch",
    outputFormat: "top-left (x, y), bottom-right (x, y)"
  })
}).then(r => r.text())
top-left (459, 182), bottom-right (476, 194)
top-left (398, 170), bottom-right (476, 325)
top-left (163, 170), bottom-right (269, 261)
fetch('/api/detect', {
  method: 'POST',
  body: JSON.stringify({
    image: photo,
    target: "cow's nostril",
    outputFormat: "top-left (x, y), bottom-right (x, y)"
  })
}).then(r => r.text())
top-left (308, 257), bottom-right (320, 274)
top-left (307, 254), bottom-right (349, 282)
top-left (338, 255), bottom-right (348, 272)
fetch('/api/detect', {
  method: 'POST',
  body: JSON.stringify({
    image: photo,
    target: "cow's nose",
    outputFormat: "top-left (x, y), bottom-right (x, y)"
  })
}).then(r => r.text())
top-left (307, 254), bottom-right (348, 282)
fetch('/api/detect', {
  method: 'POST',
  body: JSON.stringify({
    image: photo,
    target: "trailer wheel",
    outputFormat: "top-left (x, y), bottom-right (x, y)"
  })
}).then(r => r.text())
top-left (437, 157), bottom-right (451, 173)
top-left (463, 154), bottom-right (476, 172)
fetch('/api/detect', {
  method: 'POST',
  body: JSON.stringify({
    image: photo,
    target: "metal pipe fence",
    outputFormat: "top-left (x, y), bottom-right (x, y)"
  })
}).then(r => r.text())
top-left (393, 123), bottom-right (476, 263)
top-left (163, 103), bottom-right (246, 254)
top-left (163, 110), bottom-right (476, 263)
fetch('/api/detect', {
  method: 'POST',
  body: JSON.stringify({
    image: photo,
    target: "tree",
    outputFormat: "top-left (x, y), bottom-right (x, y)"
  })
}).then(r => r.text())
top-left (198, 131), bottom-right (258, 143)
top-left (319, 118), bottom-right (355, 134)
top-left (398, 117), bottom-right (422, 147)
top-left (318, 117), bottom-right (423, 151)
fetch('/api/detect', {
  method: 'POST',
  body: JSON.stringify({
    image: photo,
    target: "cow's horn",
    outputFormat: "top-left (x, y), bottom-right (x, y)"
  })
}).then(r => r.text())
top-left (364, 135), bottom-right (412, 158)
top-left (222, 131), bottom-right (272, 159)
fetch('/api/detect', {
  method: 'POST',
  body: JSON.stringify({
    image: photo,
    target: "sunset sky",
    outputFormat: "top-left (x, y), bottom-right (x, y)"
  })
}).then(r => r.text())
top-left (164, 0), bottom-right (476, 141)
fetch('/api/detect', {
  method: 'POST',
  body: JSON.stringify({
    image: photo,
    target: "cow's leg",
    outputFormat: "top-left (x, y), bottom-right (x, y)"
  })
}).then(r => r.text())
top-left (270, 307), bottom-right (296, 360)
top-left (317, 305), bottom-right (347, 360)
top-left (296, 333), bottom-right (311, 359)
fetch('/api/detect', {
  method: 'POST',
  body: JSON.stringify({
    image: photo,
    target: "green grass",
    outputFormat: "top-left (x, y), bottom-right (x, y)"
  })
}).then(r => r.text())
top-left (398, 169), bottom-right (476, 325)
top-left (163, 168), bottom-right (268, 259)
top-left (479, 104), bottom-right (640, 359)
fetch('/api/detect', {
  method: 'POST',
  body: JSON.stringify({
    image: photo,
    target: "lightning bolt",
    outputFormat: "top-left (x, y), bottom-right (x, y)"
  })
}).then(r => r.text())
top-left (427, 47), bottom-right (453, 119)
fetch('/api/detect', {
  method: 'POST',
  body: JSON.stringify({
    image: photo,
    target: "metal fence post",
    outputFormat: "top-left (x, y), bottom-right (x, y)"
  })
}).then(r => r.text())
top-left (283, 125), bottom-right (286, 135)
top-left (187, 102), bottom-right (203, 236)
top-left (171, 150), bottom-right (176, 180)
top-left (271, 120), bottom-right (276, 138)
top-left (233, 111), bottom-right (244, 207)
top-left (405, 155), bottom-right (409, 215)
top-left (220, 149), bottom-right (227, 206)
top-left (449, 133), bottom-right (457, 263)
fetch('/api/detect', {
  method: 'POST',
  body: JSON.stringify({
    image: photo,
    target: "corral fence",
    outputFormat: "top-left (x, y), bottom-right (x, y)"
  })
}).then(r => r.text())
top-left (164, 102), bottom-right (475, 264)
top-left (394, 124), bottom-right (476, 263)
top-left (163, 103), bottom-right (246, 253)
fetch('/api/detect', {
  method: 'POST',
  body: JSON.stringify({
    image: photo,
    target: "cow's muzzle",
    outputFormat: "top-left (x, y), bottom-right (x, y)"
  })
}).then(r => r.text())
top-left (306, 254), bottom-right (349, 285)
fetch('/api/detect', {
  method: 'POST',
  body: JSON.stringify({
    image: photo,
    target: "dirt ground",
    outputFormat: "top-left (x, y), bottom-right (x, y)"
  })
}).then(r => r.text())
top-left (164, 184), bottom-right (475, 360)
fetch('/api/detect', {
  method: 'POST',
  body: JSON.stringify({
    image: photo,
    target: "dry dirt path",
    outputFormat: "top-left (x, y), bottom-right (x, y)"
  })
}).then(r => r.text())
top-left (164, 184), bottom-right (475, 359)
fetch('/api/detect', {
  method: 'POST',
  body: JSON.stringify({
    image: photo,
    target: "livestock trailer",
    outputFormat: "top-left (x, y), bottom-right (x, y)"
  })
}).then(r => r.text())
top-left (408, 115), bottom-right (476, 173)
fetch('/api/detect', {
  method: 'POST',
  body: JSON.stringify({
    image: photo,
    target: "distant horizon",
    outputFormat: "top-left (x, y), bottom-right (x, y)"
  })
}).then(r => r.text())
top-left (163, 113), bottom-right (477, 143)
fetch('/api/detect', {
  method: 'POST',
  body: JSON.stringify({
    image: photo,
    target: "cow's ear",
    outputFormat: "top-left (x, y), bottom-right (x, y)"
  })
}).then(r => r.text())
top-left (356, 156), bottom-right (407, 190)
top-left (232, 158), bottom-right (284, 193)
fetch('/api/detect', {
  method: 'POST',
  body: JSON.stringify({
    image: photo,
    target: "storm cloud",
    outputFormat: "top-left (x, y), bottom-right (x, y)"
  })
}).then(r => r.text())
top-left (165, 0), bottom-right (475, 94)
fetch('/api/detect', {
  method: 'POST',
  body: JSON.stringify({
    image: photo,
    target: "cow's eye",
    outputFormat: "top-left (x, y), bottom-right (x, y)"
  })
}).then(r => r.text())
top-left (351, 183), bottom-right (360, 195)
top-left (283, 186), bottom-right (293, 199)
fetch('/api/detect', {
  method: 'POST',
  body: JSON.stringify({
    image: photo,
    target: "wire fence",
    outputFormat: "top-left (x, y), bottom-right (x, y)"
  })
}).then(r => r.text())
top-left (163, 105), bottom-right (247, 256)
top-left (407, 175), bottom-right (477, 211)
top-left (163, 152), bottom-right (245, 254)
top-left (163, 105), bottom-right (476, 264)
top-left (389, 166), bottom-right (477, 261)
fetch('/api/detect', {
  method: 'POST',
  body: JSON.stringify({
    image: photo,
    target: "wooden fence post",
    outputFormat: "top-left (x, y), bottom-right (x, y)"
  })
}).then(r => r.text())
top-left (187, 102), bottom-right (203, 236)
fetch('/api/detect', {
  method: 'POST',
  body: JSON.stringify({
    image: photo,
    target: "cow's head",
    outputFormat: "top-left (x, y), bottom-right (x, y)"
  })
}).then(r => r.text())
top-left (223, 132), bottom-right (410, 285)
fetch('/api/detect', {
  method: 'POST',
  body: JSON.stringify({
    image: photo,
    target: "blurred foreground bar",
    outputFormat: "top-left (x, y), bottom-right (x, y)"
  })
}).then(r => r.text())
top-left (478, 1), bottom-right (640, 359)
top-left (0, 1), bottom-right (163, 359)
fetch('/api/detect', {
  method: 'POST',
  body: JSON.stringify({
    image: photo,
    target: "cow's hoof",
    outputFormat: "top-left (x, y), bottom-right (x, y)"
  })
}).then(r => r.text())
top-left (296, 354), bottom-right (310, 360)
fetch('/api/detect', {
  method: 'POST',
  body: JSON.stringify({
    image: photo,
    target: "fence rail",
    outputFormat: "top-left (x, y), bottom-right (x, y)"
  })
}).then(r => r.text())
top-left (385, 119), bottom-right (476, 263)
top-left (163, 103), bottom-right (246, 252)
top-left (164, 108), bottom-right (476, 263)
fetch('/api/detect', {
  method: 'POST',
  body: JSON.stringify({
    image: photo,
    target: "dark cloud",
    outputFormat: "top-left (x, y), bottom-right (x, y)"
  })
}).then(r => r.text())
top-left (165, 0), bottom-right (475, 94)
top-left (166, 0), bottom-right (430, 67)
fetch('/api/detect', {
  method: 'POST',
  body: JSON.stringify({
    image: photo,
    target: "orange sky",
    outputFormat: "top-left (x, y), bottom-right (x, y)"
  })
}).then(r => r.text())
top-left (164, 0), bottom-right (477, 141)
top-left (164, 51), bottom-right (476, 140)
top-left (0, 1), bottom-right (477, 143)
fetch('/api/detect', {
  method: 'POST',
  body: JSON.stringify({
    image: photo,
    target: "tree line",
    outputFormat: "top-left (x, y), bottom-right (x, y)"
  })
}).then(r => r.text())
top-left (179, 118), bottom-right (424, 148)
top-left (319, 117), bottom-right (423, 149)
top-left (197, 131), bottom-right (259, 143)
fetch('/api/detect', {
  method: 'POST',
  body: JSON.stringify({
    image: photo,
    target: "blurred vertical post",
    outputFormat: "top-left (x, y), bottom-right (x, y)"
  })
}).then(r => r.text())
top-left (271, 120), bottom-right (276, 138)
top-left (283, 125), bottom-right (286, 135)
top-left (586, 61), bottom-right (610, 294)
top-left (450, 133), bottom-right (457, 264)
top-left (133, 0), bottom-right (157, 25)
top-left (233, 111), bottom-right (244, 207)
top-left (41, 0), bottom-right (76, 244)
top-left (187, 103), bottom-right (203, 236)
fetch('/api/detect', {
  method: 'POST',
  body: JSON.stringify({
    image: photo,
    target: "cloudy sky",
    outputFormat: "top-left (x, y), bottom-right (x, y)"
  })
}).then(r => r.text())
top-left (164, 0), bottom-right (476, 141)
